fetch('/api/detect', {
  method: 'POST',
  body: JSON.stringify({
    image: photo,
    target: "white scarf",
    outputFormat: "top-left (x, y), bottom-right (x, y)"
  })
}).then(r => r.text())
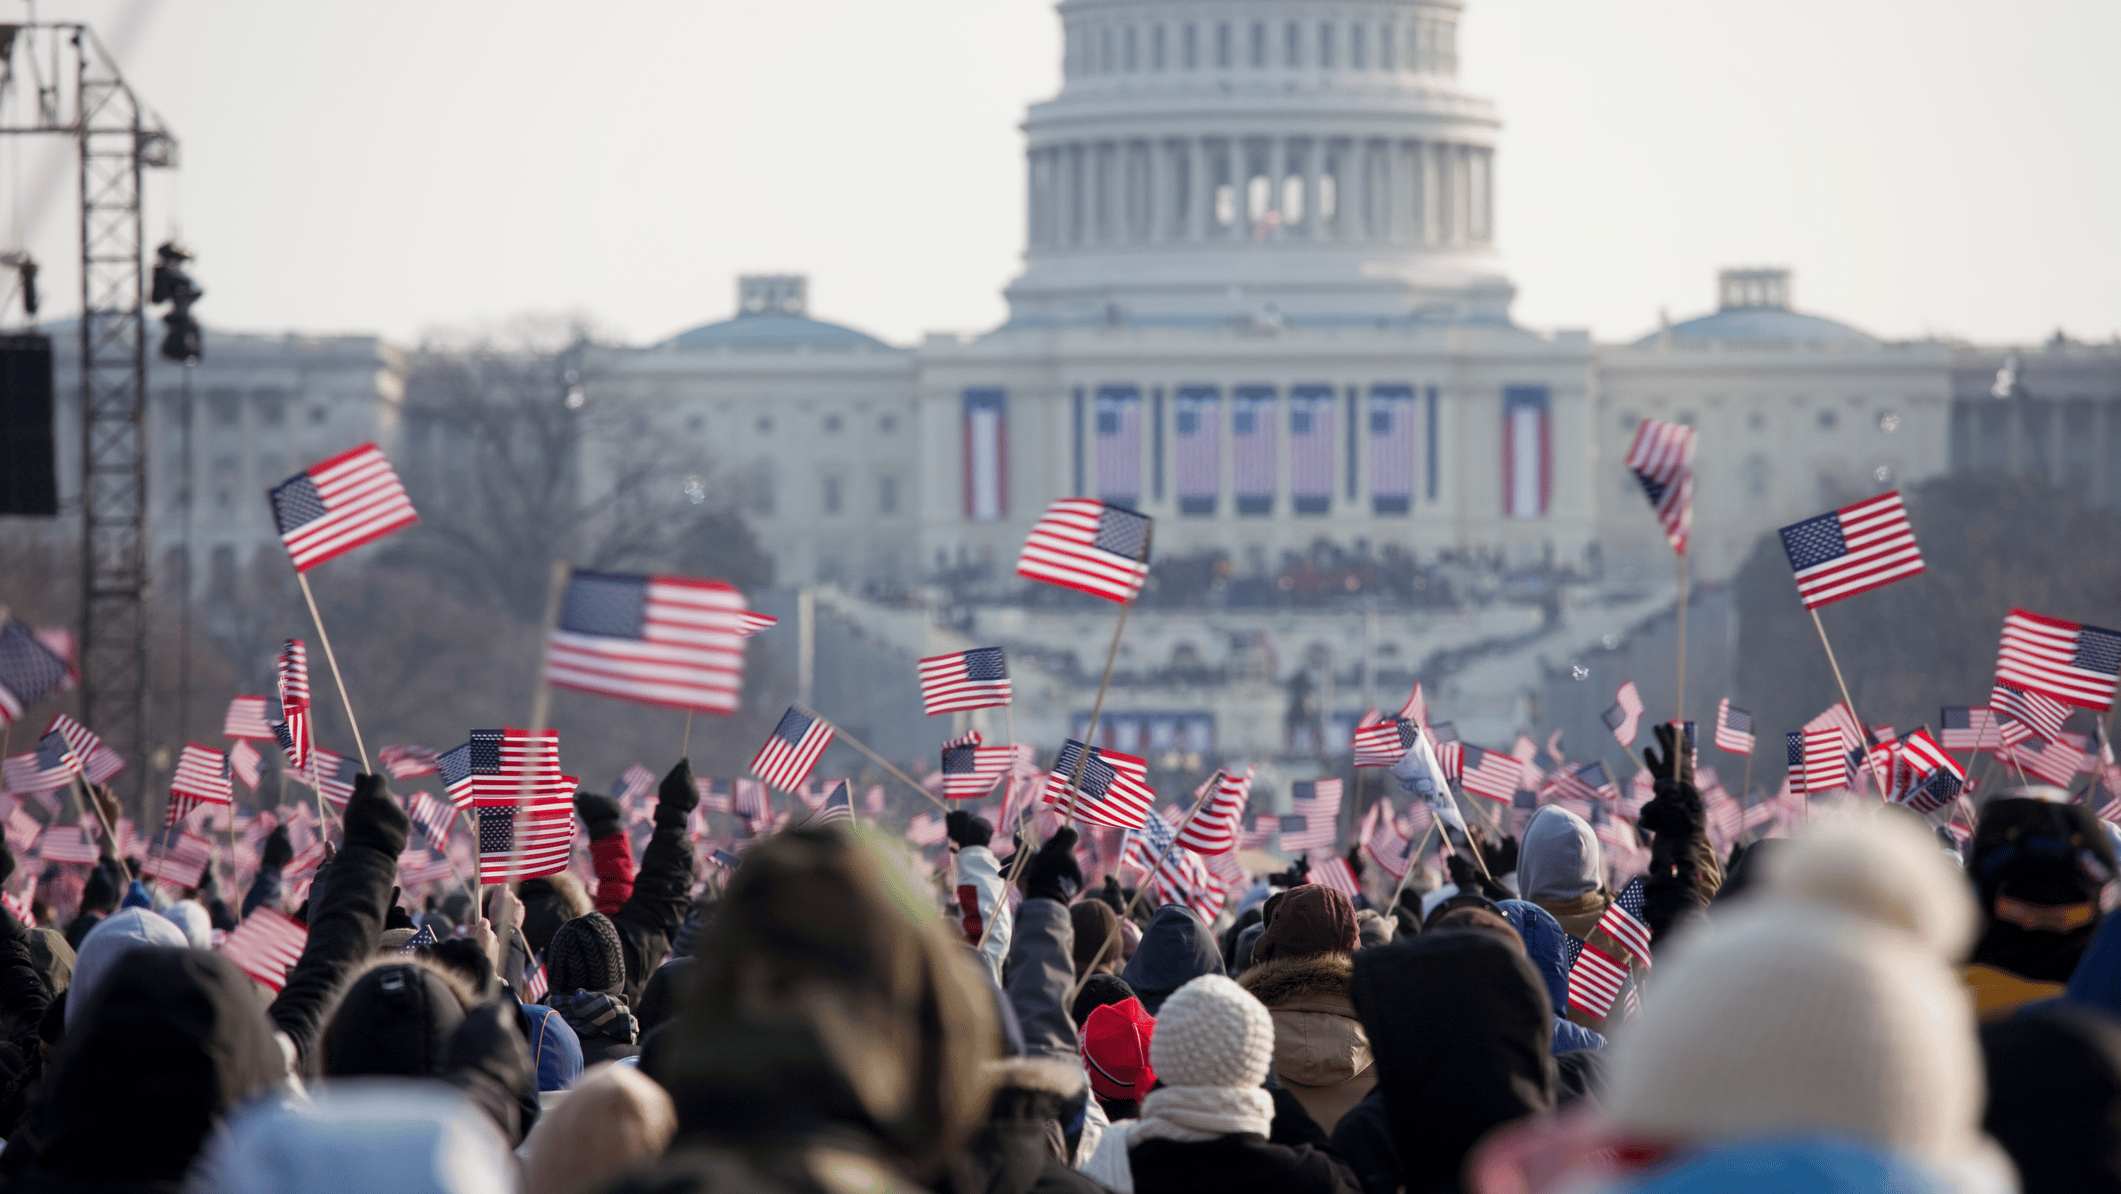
top-left (1129, 1084), bottom-right (1276, 1144)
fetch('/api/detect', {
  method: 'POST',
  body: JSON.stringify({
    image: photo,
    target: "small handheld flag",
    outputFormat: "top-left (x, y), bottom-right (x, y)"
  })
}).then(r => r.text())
top-left (268, 442), bottom-right (419, 572)
top-left (1016, 499), bottom-right (1153, 603)
top-left (222, 696), bottom-right (275, 741)
top-left (1040, 740), bottom-right (1156, 830)
top-left (546, 570), bottom-right (750, 716)
top-left (1714, 698), bottom-right (1755, 755)
top-left (917, 647), bottom-right (1012, 715)
top-left (1623, 419), bottom-right (1695, 554)
top-left (750, 706), bottom-right (835, 793)
top-left (1603, 682), bottom-right (1645, 748)
top-left (1995, 609), bottom-right (2121, 713)
top-left (1778, 491), bottom-right (1924, 610)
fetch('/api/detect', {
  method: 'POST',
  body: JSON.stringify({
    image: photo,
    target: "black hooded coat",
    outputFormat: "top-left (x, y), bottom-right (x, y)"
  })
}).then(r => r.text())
top-left (1117, 905), bottom-right (1223, 1015)
top-left (1330, 931), bottom-right (1555, 1194)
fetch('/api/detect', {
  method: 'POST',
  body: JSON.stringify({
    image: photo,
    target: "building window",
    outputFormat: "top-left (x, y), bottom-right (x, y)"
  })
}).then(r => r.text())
top-left (1351, 24), bottom-right (1365, 68)
top-left (756, 415), bottom-right (773, 433)
top-left (1251, 21), bottom-right (1266, 67)
top-left (880, 475), bottom-right (900, 514)
top-left (880, 414), bottom-right (897, 433)
top-left (1100, 26), bottom-right (1113, 72)
top-left (1744, 454), bottom-right (1770, 497)
top-left (685, 415), bottom-right (704, 433)
top-left (822, 474), bottom-right (843, 515)
top-left (1183, 23), bottom-right (1197, 68)
top-left (308, 406), bottom-right (328, 425)
top-left (1817, 410), bottom-right (1838, 430)
top-left (208, 388), bottom-right (241, 426)
top-left (1318, 22), bottom-right (1335, 68)
top-left (252, 388), bottom-right (287, 427)
top-left (1152, 24), bottom-right (1165, 69)
top-left (824, 413), bottom-right (842, 433)
top-left (1619, 412), bottom-right (1639, 431)
top-left (1124, 25), bottom-right (1137, 71)
top-left (748, 461), bottom-right (775, 515)
top-left (1748, 412), bottom-right (1764, 430)
top-left (1380, 23), bottom-right (1395, 70)
top-left (1217, 22), bottom-right (1232, 68)
top-left (1285, 21), bottom-right (1301, 67)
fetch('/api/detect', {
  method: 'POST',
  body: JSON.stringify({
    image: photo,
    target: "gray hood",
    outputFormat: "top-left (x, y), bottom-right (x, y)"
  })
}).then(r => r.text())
top-left (1517, 806), bottom-right (1602, 903)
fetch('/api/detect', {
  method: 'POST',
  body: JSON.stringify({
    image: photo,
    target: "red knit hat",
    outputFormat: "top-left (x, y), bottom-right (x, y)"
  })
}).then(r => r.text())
top-left (1079, 996), bottom-right (1157, 1102)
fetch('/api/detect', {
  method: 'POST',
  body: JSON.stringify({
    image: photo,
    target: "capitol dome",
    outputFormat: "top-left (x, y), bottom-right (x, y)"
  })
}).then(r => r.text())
top-left (1005, 0), bottom-right (1514, 329)
top-left (659, 275), bottom-right (893, 351)
top-left (1632, 268), bottom-right (1876, 347)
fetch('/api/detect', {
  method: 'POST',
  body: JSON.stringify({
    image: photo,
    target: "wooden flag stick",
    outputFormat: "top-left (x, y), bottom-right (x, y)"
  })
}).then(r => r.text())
top-left (1386, 816), bottom-right (1440, 915)
top-left (295, 572), bottom-right (369, 773)
top-left (1674, 549), bottom-right (1690, 723)
top-left (1807, 607), bottom-right (1891, 796)
top-left (789, 702), bottom-right (949, 812)
top-left (981, 706), bottom-right (1037, 928)
top-left (1739, 743), bottom-right (1756, 804)
top-left (498, 560), bottom-right (573, 886)
top-left (1120, 771), bottom-right (1223, 922)
top-left (681, 711), bottom-right (693, 760)
top-left (1060, 597), bottom-right (1135, 825)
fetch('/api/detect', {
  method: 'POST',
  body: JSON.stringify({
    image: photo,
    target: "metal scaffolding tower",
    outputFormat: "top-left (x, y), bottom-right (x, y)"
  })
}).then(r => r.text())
top-left (0, 24), bottom-right (176, 800)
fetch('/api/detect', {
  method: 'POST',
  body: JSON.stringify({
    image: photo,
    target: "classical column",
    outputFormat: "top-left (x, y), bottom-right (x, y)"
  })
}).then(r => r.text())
top-left (1189, 137), bottom-right (1209, 240)
top-left (1267, 134), bottom-right (1286, 234)
top-left (1105, 141), bottom-right (1125, 244)
top-left (1056, 145), bottom-right (1076, 247)
top-left (1455, 144), bottom-right (1472, 245)
top-left (1304, 136), bottom-right (1324, 238)
top-left (1383, 139), bottom-right (1402, 243)
top-left (1027, 149), bottom-right (1046, 249)
top-left (1148, 139), bottom-right (1170, 242)
top-left (1226, 136), bottom-right (1244, 239)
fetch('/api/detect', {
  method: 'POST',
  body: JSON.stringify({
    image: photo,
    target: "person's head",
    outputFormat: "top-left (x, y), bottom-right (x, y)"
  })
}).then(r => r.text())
top-left (419, 937), bottom-right (497, 997)
top-left (1354, 908), bottom-right (1395, 949)
top-left (1969, 798), bottom-right (2114, 938)
top-left (1119, 904), bottom-right (1224, 1015)
top-left (517, 873), bottom-right (593, 958)
top-left (320, 959), bottom-right (477, 1079)
top-left (1758, 811), bottom-right (1978, 960)
top-left (1517, 805), bottom-right (1603, 903)
top-left (547, 911), bottom-right (627, 999)
top-left (1069, 899), bottom-right (1123, 979)
top-left (525, 1063), bottom-right (677, 1194)
top-left (196, 1080), bottom-right (516, 1194)
top-left (1249, 883), bottom-right (1360, 966)
top-left (1981, 1003), bottom-right (2121, 1194)
top-left (1070, 972), bottom-right (1135, 1030)
top-left (1079, 996), bottom-right (1156, 1119)
top-left (635, 956), bottom-right (696, 1038)
top-left (1601, 901), bottom-right (2000, 1180)
top-left (162, 899), bottom-right (213, 949)
top-left (657, 827), bottom-right (997, 1183)
top-left (1429, 906), bottom-right (1525, 951)
top-left (24, 947), bottom-right (284, 1185)
top-left (1148, 975), bottom-right (1272, 1093)
top-left (520, 1002), bottom-right (585, 1093)
top-left (67, 905), bottom-right (188, 1030)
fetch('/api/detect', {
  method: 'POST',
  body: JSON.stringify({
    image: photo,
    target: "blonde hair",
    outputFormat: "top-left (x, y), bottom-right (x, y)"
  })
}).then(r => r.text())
top-left (524, 1063), bottom-right (677, 1194)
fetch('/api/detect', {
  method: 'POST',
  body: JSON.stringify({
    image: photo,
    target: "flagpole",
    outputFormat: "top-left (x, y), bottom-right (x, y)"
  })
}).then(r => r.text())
top-left (1385, 816), bottom-right (1439, 916)
top-left (982, 706), bottom-right (1039, 941)
top-left (1674, 549), bottom-right (1689, 723)
top-left (790, 702), bottom-right (949, 812)
top-left (1061, 527), bottom-right (1151, 825)
top-left (1120, 771), bottom-right (1222, 923)
top-left (294, 572), bottom-right (369, 773)
top-left (1807, 608), bottom-right (1890, 795)
top-left (681, 711), bottom-right (693, 760)
top-left (498, 560), bottom-right (573, 889)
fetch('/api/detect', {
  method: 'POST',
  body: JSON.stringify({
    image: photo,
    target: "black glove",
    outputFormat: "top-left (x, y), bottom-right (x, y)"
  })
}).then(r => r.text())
top-left (1446, 850), bottom-right (1514, 902)
top-left (1641, 722), bottom-right (1695, 787)
top-left (655, 760), bottom-right (700, 830)
top-left (261, 825), bottom-right (293, 870)
top-left (1345, 846), bottom-right (1367, 883)
top-left (1097, 873), bottom-right (1126, 915)
top-left (385, 887), bottom-right (413, 930)
top-left (1488, 834), bottom-right (1520, 878)
top-left (945, 810), bottom-right (992, 850)
top-left (1021, 828), bottom-right (1082, 904)
top-left (574, 792), bottom-right (624, 841)
top-left (342, 772), bottom-right (411, 857)
top-left (1277, 856), bottom-right (1311, 888)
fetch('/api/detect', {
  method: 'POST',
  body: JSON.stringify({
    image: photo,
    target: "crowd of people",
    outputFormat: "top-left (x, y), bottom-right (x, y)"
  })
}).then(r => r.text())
top-left (1, 722), bottom-right (2116, 1193)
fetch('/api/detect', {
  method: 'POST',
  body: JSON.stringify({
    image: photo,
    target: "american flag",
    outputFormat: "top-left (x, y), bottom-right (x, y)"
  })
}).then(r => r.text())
top-left (1242, 814), bottom-right (1278, 851)
top-left (1715, 698), bottom-right (1755, 755)
top-left (46, 714), bottom-right (121, 784)
top-left (801, 780), bottom-right (855, 828)
top-left (737, 610), bottom-right (778, 637)
top-left (1603, 682), bottom-right (1645, 747)
top-left (171, 743), bottom-right (233, 805)
top-left (36, 824), bottom-right (99, 865)
top-left (1566, 937), bottom-right (1631, 1019)
top-left (751, 706), bottom-right (835, 793)
top-left (1015, 498), bottom-right (1153, 604)
top-left (405, 790), bottom-right (455, 845)
top-left (908, 811), bottom-right (947, 847)
top-left (1807, 702), bottom-right (1865, 752)
top-left (1891, 729), bottom-right (1964, 815)
top-left (1368, 387), bottom-right (1415, 508)
top-left (1174, 387), bottom-right (1221, 512)
top-left (4, 806), bottom-right (39, 854)
top-left (0, 620), bottom-right (71, 726)
top-left (1598, 876), bottom-right (1654, 965)
top-left (1095, 388), bottom-right (1142, 504)
top-left (694, 776), bottom-right (733, 815)
top-left (222, 696), bottom-right (275, 741)
top-left (1784, 731), bottom-right (1806, 794)
top-left (1623, 419), bottom-right (1695, 554)
top-left (228, 739), bottom-right (262, 790)
top-left (1778, 490), bottom-right (1925, 610)
top-left (1398, 683), bottom-right (1428, 728)
top-left (310, 748), bottom-right (359, 807)
top-left (4, 730), bottom-right (78, 794)
top-left (436, 741), bottom-right (477, 809)
top-left (477, 794), bottom-right (577, 883)
top-left (380, 744), bottom-right (440, 780)
top-left (546, 570), bottom-right (750, 715)
top-left (1702, 777), bottom-right (1742, 843)
top-left (1308, 852), bottom-right (1360, 899)
top-left (1546, 761), bottom-right (1617, 806)
top-left (1278, 778), bottom-right (1341, 851)
top-left (1991, 683), bottom-right (2069, 746)
top-left (0, 885), bottom-right (32, 926)
top-left (1289, 388), bottom-right (1335, 509)
top-left (614, 763), bottom-right (656, 807)
top-left (1041, 740), bottom-right (1156, 830)
top-left (219, 907), bottom-right (309, 991)
top-left (520, 961), bottom-right (549, 1003)
top-left (1996, 609), bottom-right (2121, 712)
top-left (276, 640), bottom-right (311, 780)
top-left (1176, 767), bottom-right (1251, 854)
top-left (1124, 807), bottom-right (1229, 922)
top-left (1362, 801), bottom-right (1414, 878)
top-left (2009, 736), bottom-right (2084, 788)
top-left (917, 647), bottom-right (1012, 715)
top-left (1352, 717), bottom-right (1415, 767)
top-left (1232, 388), bottom-right (1276, 511)
top-left (940, 739), bottom-right (1016, 799)
top-left (1801, 726), bottom-right (1851, 793)
top-left (268, 442), bottom-right (420, 572)
top-left (1940, 706), bottom-right (2005, 752)
top-left (707, 847), bottom-right (744, 870)
top-left (734, 778), bottom-right (772, 822)
top-left (1460, 745), bottom-right (1525, 804)
top-left (142, 831), bottom-right (214, 890)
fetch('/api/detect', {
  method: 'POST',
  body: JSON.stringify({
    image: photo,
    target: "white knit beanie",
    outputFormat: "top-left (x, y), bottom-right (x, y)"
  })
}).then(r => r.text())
top-left (1149, 974), bottom-right (1274, 1090)
top-left (1603, 903), bottom-right (1988, 1168)
top-left (1759, 810), bottom-right (1978, 961)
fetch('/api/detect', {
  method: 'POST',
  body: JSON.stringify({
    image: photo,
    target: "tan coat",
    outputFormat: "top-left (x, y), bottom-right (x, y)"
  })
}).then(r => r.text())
top-left (1237, 952), bottom-right (1376, 1135)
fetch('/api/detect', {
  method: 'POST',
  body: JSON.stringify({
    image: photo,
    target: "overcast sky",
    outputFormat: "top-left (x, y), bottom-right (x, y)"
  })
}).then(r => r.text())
top-left (3, 0), bottom-right (2115, 349)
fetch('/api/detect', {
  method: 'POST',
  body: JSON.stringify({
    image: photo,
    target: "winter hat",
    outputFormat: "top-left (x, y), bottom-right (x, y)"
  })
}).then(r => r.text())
top-left (377, 927), bottom-right (419, 951)
top-left (547, 912), bottom-right (626, 997)
top-left (1251, 884), bottom-right (1359, 965)
top-left (1759, 811), bottom-right (1978, 960)
top-left (525, 1062), bottom-right (677, 1194)
top-left (162, 899), bottom-right (212, 949)
top-left (197, 1079), bottom-right (516, 1194)
top-left (1430, 906), bottom-right (1525, 951)
top-left (119, 879), bottom-right (153, 910)
top-left (1070, 899), bottom-right (1123, 978)
top-left (1970, 797), bottom-right (2115, 912)
top-left (320, 962), bottom-right (471, 1078)
top-left (1147, 974), bottom-right (1273, 1091)
top-left (1079, 996), bottom-right (1157, 1103)
top-left (1602, 902), bottom-right (1997, 1173)
top-left (1070, 972), bottom-right (1135, 1029)
top-left (1518, 806), bottom-right (1603, 903)
top-left (68, 906), bottom-right (187, 1029)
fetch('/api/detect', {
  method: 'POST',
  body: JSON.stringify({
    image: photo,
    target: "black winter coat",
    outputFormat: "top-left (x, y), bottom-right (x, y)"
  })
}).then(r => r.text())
top-left (1129, 1133), bottom-right (1362, 1194)
top-left (607, 785), bottom-right (697, 1007)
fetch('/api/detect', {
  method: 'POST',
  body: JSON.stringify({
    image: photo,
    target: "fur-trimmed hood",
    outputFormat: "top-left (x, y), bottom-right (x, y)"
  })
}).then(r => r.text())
top-left (1238, 951), bottom-right (1355, 1009)
top-left (1239, 951), bottom-right (1375, 1132)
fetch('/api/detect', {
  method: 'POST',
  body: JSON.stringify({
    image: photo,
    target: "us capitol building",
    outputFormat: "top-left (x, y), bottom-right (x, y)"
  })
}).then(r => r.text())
top-left (582, 0), bottom-right (1970, 759)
